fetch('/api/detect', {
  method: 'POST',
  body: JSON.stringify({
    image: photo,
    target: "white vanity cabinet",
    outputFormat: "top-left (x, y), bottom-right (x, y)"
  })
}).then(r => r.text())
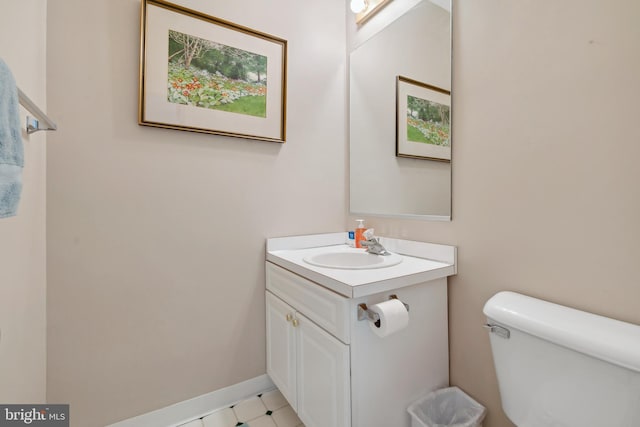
top-left (266, 264), bottom-right (351, 427)
top-left (265, 233), bottom-right (456, 427)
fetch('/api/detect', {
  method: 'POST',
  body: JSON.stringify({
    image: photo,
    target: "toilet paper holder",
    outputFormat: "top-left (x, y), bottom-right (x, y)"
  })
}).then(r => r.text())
top-left (357, 295), bottom-right (410, 326)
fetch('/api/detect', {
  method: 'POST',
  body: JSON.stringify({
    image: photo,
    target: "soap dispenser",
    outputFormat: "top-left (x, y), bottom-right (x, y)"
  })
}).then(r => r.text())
top-left (355, 219), bottom-right (366, 249)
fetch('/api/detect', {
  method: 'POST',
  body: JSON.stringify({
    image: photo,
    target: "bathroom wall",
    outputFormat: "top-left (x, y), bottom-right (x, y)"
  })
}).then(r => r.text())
top-left (0, 0), bottom-right (47, 403)
top-left (43, 0), bottom-right (640, 426)
top-left (360, 0), bottom-right (640, 425)
top-left (46, 1), bottom-right (346, 425)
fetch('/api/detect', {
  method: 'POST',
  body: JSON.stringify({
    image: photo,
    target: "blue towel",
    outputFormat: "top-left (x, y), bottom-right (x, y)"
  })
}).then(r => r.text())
top-left (0, 58), bottom-right (23, 218)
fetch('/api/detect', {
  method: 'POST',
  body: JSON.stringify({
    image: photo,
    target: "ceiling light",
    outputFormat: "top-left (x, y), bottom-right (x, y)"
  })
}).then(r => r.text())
top-left (350, 0), bottom-right (368, 14)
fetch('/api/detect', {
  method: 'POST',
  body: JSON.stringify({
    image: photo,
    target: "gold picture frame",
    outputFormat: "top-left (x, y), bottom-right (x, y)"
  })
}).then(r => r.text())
top-left (139, 0), bottom-right (287, 142)
top-left (396, 76), bottom-right (451, 161)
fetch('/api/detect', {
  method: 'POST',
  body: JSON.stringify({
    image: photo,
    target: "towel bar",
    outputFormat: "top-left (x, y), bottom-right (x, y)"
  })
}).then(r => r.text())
top-left (18, 88), bottom-right (57, 134)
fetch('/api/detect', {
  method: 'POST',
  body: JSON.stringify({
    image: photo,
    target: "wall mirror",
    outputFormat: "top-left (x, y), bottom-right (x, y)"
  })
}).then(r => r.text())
top-left (349, 0), bottom-right (452, 220)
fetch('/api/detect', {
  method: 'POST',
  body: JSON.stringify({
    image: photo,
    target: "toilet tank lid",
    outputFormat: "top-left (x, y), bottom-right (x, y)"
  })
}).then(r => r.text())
top-left (483, 291), bottom-right (640, 373)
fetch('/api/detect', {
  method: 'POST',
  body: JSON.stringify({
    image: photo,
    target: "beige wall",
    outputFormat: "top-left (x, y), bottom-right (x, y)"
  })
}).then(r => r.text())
top-left (0, 0), bottom-right (47, 403)
top-left (360, 0), bottom-right (640, 426)
top-left (46, 0), bottom-right (346, 425)
top-left (44, 0), bottom-right (640, 426)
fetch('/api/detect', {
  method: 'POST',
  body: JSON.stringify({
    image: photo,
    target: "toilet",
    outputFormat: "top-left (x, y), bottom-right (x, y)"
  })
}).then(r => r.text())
top-left (483, 291), bottom-right (640, 427)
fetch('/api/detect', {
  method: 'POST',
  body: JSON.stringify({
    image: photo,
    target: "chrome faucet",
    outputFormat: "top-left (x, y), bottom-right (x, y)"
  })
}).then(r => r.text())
top-left (360, 229), bottom-right (391, 256)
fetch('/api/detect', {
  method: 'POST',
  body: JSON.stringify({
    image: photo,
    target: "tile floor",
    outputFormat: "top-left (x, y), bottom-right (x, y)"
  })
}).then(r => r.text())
top-left (179, 389), bottom-right (304, 427)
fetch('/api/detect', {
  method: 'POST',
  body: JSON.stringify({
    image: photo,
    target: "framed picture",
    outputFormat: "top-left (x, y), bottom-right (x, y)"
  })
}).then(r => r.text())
top-left (396, 76), bottom-right (450, 161)
top-left (139, 0), bottom-right (287, 142)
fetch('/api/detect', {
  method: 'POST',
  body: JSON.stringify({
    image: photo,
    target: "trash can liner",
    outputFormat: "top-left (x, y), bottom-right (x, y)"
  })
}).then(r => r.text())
top-left (408, 386), bottom-right (486, 427)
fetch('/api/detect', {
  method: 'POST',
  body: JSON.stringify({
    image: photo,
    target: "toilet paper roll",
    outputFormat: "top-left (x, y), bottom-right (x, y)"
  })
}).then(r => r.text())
top-left (369, 298), bottom-right (409, 338)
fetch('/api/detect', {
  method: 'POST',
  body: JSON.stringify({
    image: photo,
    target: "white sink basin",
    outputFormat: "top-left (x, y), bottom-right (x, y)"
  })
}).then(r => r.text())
top-left (303, 250), bottom-right (403, 270)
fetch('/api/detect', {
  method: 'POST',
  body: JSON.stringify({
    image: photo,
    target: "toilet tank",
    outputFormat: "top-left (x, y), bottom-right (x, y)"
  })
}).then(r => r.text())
top-left (483, 291), bottom-right (640, 427)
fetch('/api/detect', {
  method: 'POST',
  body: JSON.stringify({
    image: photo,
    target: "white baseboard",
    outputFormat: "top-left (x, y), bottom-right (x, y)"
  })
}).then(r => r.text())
top-left (106, 374), bottom-right (275, 427)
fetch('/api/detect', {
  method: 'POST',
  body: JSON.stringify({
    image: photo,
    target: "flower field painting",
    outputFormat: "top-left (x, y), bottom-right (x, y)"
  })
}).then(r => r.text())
top-left (140, 0), bottom-right (287, 142)
top-left (167, 30), bottom-right (267, 118)
top-left (396, 76), bottom-right (450, 161)
top-left (406, 95), bottom-right (450, 147)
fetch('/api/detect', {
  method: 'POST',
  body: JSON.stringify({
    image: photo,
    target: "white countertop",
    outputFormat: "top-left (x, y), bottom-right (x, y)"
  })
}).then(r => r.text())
top-left (266, 233), bottom-right (457, 298)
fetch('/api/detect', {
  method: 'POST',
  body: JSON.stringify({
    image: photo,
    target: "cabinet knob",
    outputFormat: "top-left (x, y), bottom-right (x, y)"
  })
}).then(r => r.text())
top-left (292, 318), bottom-right (299, 327)
top-left (286, 313), bottom-right (293, 322)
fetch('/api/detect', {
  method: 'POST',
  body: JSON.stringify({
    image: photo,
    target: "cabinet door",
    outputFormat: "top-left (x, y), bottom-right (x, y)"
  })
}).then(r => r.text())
top-left (296, 312), bottom-right (351, 427)
top-left (266, 291), bottom-right (297, 409)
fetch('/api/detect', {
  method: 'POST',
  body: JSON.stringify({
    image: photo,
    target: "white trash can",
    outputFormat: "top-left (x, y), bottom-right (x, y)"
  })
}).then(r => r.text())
top-left (408, 386), bottom-right (486, 427)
